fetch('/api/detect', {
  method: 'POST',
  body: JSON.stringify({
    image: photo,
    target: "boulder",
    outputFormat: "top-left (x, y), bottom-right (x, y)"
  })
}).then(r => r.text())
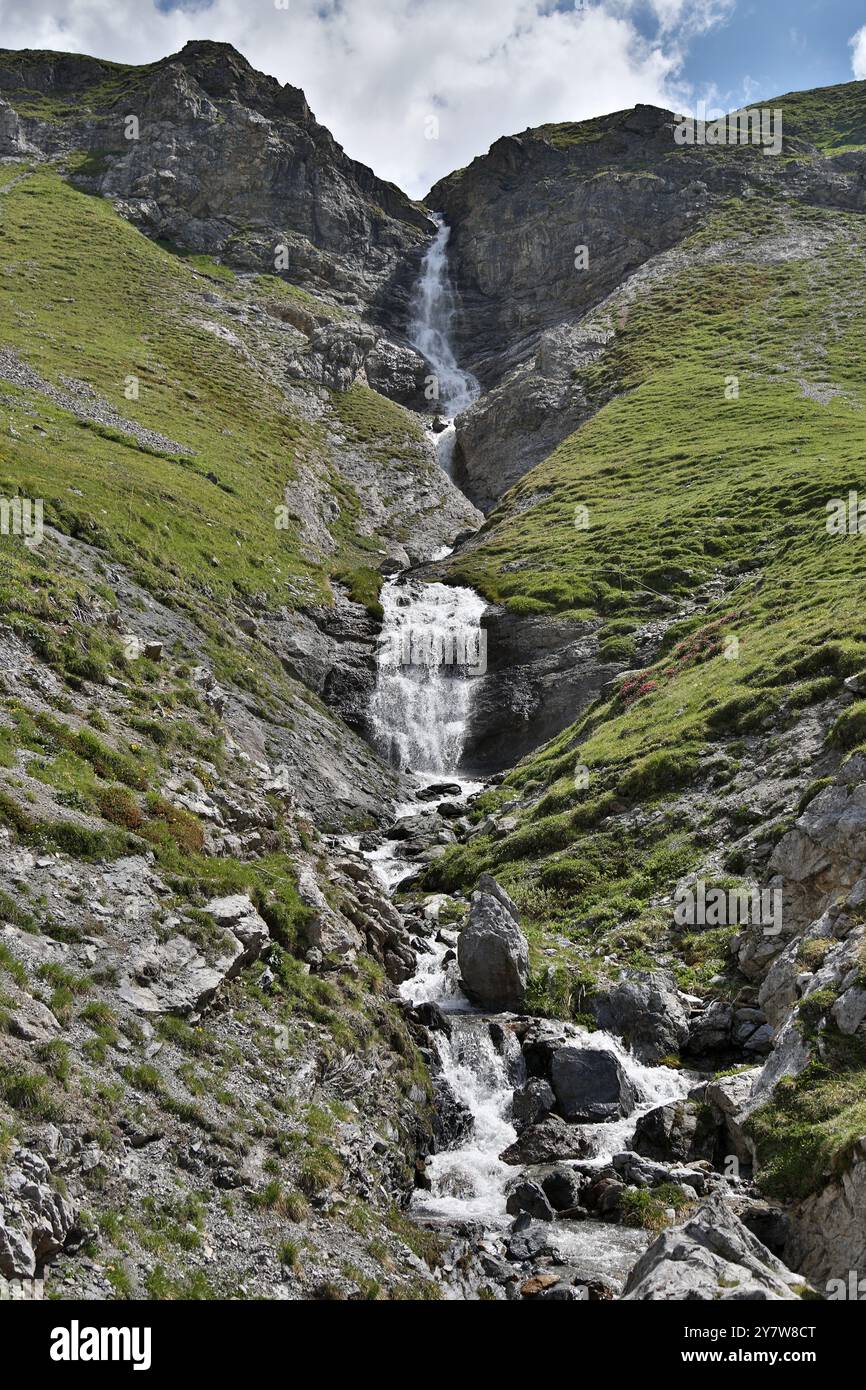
top-left (550, 1046), bottom-right (636, 1123)
top-left (540, 1165), bottom-right (586, 1213)
top-left (613, 1151), bottom-right (708, 1196)
top-left (588, 969), bottom-right (689, 1063)
top-left (505, 1219), bottom-right (550, 1263)
top-left (505, 1179), bottom-right (555, 1222)
top-left (511, 1078), bottom-right (555, 1132)
top-left (623, 1195), bottom-right (810, 1301)
top-left (457, 879), bottom-right (528, 1012)
top-left (630, 1099), bottom-right (718, 1165)
top-left (500, 1115), bottom-right (596, 1166)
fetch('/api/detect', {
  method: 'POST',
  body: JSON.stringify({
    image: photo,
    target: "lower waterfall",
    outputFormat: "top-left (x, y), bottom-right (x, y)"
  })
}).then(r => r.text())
top-left (368, 578), bottom-right (487, 773)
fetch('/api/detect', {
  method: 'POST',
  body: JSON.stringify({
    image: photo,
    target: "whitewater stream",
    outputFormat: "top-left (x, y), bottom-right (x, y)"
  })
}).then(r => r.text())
top-left (364, 218), bottom-right (692, 1297)
top-left (408, 213), bottom-right (480, 478)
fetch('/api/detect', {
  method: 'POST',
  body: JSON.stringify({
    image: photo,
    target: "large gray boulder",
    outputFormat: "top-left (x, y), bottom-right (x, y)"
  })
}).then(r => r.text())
top-left (550, 1046), bottom-right (636, 1123)
top-left (500, 1116), bottom-right (596, 1165)
top-left (457, 877), bottom-right (528, 1012)
top-left (623, 1194), bottom-right (810, 1301)
top-left (587, 969), bottom-right (689, 1063)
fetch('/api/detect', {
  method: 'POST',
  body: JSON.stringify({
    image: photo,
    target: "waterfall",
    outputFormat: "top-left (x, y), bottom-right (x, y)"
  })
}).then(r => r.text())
top-left (400, 943), bottom-right (692, 1236)
top-left (368, 578), bottom-right (486, 773)
top-left (409, 215), bottom-right (479, 476)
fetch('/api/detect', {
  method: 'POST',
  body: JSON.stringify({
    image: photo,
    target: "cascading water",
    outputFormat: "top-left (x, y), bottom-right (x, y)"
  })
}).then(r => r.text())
top-left (399, 945), bottom-right (691, 1247)
top-left (368, 578), bottom-right (487, 774)
top-left (408, 214), bottom-right (480, 477)
top-left (364, 221), bottom-right (692, 1297)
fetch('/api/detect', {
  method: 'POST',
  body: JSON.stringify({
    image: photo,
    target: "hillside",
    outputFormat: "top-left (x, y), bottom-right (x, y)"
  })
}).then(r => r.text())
top-left (2, 43), bottom-right (866, 1302)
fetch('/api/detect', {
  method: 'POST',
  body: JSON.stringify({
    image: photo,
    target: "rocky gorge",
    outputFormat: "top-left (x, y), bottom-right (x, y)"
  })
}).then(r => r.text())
top-left (1, 38), bottom-right (866, 1306)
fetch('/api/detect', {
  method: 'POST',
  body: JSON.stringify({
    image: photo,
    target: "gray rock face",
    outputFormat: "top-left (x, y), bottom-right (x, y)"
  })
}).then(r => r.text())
top-left (588, 969), bottom-right (689, 1064)
top-left (765, 763), bottom-right (866, 938)
top-left (117, 892), bottom-right (271, 1015)
top-left (0, 43), bottom-right (429, 329)
top-left (785, 1138), bottom-right (866, 1288)
top-left (457, 879), bottom-right (528, 1012)
top-left (460, 607), bottom-right (621, 773)
top-left (623, 1195), bottom-right (809, 1301)
top-left (430, 102), bottom-right (866, 390)
top-left (550, 1046), bottom-right (636, 1123)
top-left (0, 1149), bottom-right (78, 1279)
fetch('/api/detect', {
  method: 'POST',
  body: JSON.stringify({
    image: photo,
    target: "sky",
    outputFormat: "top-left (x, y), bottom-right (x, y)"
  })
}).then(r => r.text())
top-left (0, 0), bottom-right (865, 195)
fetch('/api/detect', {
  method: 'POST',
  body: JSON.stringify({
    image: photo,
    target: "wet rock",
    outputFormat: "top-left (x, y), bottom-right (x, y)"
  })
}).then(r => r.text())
top-left (410, 1000), bottom-right (452, 1037)
top-left (505, 1179), bottom-right (555, 1222)
top-left (511, 1078), bottom-right (555, 1132)
top-left (500, 1115), bottom-right (596, 1165)
top-left (540, 1165), bottom-right (586, 1213)
top-left (550, 1046), bottom-right (636, 1123)
top-left (457, 878), bottom-right (528, 1012)
top-left (505, 1218), bottom-right (549, 1262)
top-left (587, 969), bottom-right (689, 1063)
top-left (612, 1151), bottom-right (708, 1196)
top-left (623, 1194), bottom-right (810, 1300)
top-left (432, 1076), bottom-right (474, 1150)
top-left (415, 782), bottom-right (463, 801)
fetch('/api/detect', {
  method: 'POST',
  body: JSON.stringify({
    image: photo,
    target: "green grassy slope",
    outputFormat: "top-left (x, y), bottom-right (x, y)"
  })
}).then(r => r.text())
top-left (436, 195), bottom-right (866, 910)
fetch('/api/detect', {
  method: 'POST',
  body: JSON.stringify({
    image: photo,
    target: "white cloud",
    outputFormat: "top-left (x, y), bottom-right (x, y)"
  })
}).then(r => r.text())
top-left (851, 24), bottom-right (866, 80)
top-left (0, 0), bottom-right (734, 195)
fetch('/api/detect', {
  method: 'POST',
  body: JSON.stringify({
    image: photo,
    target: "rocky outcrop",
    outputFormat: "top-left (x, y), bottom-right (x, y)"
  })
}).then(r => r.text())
top-left (784, 1139), bottom-right (866, 1289)
top-left (0, 43), bottom-right (430, 329)
top-left (457, 876), bottom-right (528, 1012)
top-left (623, 1195), bottom-right (809, 1301)
top-left (630, 1099), bottom-right (719, 1166)
top-left (461, 607), bottom-right (621, 773)
top-left (431, 104), bottom-right (866, 391)
top-left (0, 1149), bottom-right (79, 1279)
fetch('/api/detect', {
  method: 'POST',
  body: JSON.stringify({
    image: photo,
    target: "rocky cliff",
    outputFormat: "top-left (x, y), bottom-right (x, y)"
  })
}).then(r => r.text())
top-left (430, 90), bottom-right (866, 509)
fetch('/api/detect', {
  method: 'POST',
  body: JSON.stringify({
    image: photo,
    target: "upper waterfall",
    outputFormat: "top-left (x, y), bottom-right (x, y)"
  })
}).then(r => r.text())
top-left (409, 215), bottom-right (480, 420)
